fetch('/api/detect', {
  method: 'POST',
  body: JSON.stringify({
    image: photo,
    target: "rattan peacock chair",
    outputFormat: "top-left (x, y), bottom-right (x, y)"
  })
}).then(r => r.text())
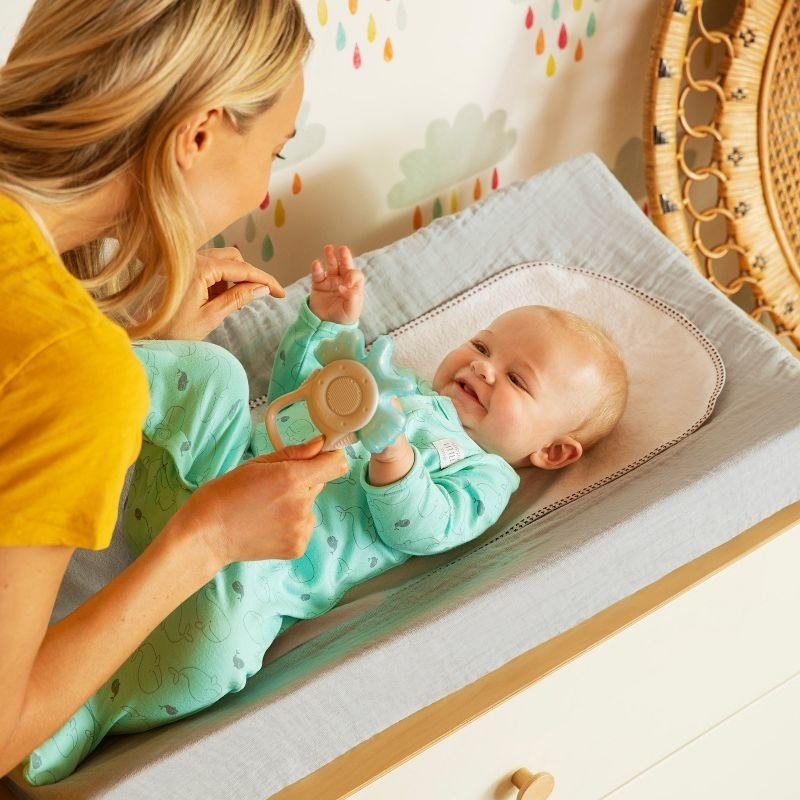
top-left (644, 0), bottom-right (800, 352)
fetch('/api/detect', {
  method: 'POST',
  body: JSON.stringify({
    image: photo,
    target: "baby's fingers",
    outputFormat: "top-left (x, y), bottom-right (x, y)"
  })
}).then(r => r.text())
top-left (310, 259), bottom-right (327, 285)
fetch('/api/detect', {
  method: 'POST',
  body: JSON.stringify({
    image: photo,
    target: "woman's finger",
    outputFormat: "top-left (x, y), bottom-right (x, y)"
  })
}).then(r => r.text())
top-left (255, 438), bottom-right (348, 483)
top-left (199, 246), bottom-right (245, 263)
top-left (203, 281), bottom-right (274, 323)
top-left (198, 259), bottom-right (286, 299)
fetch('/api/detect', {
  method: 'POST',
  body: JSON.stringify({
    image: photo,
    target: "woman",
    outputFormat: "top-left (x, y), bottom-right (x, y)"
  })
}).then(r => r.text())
top-left (0, 0), bottom-right (346, 777)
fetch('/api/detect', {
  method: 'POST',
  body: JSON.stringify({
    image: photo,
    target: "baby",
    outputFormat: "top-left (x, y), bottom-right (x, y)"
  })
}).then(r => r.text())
top-left (25, 246), bottom-right (627, 784)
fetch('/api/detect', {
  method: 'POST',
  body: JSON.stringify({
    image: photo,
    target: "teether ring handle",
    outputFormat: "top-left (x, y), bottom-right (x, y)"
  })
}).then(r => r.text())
top-left (265, 384), bottom-right (310, 451)
top-left (265, 361), bottom-right (380, 451)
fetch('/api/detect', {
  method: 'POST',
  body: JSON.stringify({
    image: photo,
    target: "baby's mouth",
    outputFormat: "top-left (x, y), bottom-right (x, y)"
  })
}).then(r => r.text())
top-left (457, 380), bottom-right (482, 406)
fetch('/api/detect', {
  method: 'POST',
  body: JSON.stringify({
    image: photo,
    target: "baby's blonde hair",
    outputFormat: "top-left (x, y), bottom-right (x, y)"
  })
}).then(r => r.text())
top-left (543, 307), bottom-right (628, 449)
top-left (0, 0), bottom-right (311, 336)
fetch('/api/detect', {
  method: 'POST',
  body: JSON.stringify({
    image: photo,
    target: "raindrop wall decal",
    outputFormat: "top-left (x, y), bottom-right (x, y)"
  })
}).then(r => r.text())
top-left (525, 6), bottom-right (534, 29)
top-left (432, 197), bottom-right (442, 219)
top-left (412, 205), bottom-right (422, 230)
top-left (573, 0), bottom-right (582, 9)
top-left (546, 53), bottom-right (556, 76)
top-left (367, 13), bottom-right (376, 42)
top-left (575, 39), bottom-right (583, 61)
top-left (274, 199), bottom-right (286, 227)
top-left (551, 0), bottom-right (560, 20)
top-left (450, 190), bottom-right (459, 213)
top-left (587, 11), bottom-right (596, 36)
top-left (473, 178), bottom-right (482, 201)
top-left (335, 22), bottom-right (346, 51)
top-left (349, 0), bottom-right (357, 14)
top-left (292, 173), bottom-right (302, 194)
top-left (491, 167), bottom-right (499, 191)
top-left (260, 192), bottom-right (270, 210)
top-left (245, 214), bottom-right (256, 242)
top-left (383, 37), bottom-right (393, 61)
top-left (558, 23), bottom-right (567, 49)
top-left (262, 235), bottom-right (274, 262)
top-left (536, 28), bottom-right (546, 55)
top-left (317, 0), bottom-right (328, 26)
top-left (353, 43), bottom-right (362, 69)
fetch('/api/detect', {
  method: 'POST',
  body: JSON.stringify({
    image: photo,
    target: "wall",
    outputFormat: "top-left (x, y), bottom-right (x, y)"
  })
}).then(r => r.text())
top-left (1, 0), bottom-right (658, 285)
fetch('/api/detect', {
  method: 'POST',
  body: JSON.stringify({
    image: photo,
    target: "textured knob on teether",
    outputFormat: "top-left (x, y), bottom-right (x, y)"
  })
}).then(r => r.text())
top-left (327, 375), bottom-right (361, 414)
top-left (305, 360), bottom-right (379, 448)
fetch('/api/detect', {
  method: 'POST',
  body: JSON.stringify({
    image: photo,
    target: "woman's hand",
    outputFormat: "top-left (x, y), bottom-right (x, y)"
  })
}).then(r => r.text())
top-left (175, 437), bottom-right (348, 570)
top-left (0, 438), bottom-right (345, 775)
top-left (159, 247), bottom-right (285, 340)
top-left (309, 244), bottom-right (364, 324)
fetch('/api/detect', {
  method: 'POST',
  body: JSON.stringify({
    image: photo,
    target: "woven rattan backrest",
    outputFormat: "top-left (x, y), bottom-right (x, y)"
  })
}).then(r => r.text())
top-left (644, 0), bottom-right (800, 351)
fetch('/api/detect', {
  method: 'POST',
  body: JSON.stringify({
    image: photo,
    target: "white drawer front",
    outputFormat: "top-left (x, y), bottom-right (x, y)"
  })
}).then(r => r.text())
top-left (349, 522), bottom-right (800, 800)
top-left (606, 670), bottom-right (800, 800)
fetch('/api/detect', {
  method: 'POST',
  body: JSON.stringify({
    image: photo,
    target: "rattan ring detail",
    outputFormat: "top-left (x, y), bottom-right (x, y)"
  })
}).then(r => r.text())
top-left (644, 0), bottom-right (800, 350)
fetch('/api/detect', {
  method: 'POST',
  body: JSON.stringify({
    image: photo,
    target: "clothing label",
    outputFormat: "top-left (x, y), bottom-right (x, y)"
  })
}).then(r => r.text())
top-left (433, 438), bottom-right (465, 468)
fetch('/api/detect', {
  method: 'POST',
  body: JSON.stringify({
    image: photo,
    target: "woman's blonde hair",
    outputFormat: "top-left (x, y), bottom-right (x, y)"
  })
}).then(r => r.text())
top-left (0, 0), bottom-right (311, 336)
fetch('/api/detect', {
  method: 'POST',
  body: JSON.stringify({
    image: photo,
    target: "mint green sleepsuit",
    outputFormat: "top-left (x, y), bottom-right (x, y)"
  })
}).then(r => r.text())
top-left (26, 300), bottom-right (518, 784)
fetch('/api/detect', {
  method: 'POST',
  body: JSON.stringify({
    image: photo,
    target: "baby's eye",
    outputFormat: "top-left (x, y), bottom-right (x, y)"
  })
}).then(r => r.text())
top-left (471, 340), bottom-right (489, 355)
top-left (508, 373), bottom-right (527, 390)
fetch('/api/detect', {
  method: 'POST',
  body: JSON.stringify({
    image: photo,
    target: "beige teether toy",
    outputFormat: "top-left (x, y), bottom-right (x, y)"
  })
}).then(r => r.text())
top-left (266, 330), bottom-right (415, 453)
top-left (266, 359), bottom-right (379, 451)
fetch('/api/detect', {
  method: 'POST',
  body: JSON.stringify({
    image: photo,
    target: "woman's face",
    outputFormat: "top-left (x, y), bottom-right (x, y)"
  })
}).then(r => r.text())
top-left (179, 70), bottom-right (304, 244)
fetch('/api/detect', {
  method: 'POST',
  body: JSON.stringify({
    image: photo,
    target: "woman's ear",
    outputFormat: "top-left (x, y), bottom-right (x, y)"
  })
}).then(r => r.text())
top-left (529, 437), bottom-right (583, 470)
top-left (175, 109), bottom-right (223, 170)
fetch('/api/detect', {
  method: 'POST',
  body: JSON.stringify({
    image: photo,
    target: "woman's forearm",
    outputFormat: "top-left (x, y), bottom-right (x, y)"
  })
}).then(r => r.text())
top-left (1, 442), bottom-right (346, 777)
top-left (1, 518), bottom-right (219, 775)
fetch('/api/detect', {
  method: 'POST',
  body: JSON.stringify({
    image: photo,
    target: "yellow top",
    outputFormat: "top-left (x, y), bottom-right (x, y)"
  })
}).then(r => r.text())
top-left (0, 193), bottom-right (148, 549)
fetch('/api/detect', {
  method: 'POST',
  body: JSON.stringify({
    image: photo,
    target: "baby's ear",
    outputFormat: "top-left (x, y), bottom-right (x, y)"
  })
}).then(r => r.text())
top-left (529, 437), bottom-right (583, 470)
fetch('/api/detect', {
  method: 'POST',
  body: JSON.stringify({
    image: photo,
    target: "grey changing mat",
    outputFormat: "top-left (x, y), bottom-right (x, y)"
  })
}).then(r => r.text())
top-left (15, 154), bottom-right (800, 800)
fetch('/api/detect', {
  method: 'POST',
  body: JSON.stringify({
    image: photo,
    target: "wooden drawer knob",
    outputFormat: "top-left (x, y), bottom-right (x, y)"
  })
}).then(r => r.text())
top-left (511, 768), bottom-right (555, 800)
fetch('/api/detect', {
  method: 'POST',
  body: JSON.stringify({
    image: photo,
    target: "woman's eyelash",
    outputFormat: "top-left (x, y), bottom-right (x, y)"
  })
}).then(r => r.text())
top-left (274, 153), bottom-right (286, 160)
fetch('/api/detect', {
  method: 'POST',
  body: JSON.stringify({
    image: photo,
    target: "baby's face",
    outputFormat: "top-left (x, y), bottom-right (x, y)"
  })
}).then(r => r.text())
top-left (432, 307), bottom-right (601, 467)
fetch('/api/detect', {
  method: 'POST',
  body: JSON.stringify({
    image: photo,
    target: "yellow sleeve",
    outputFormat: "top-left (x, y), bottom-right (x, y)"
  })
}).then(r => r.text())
top-left (0, 322), bottom-right (148, 549)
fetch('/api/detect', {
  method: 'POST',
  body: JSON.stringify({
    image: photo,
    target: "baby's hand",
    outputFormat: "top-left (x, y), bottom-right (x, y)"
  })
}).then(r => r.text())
top-left (368, 434), bottom-right (414, 487)
top-left (309, 244), bottom-right (365, 324)
top-left (367, 398), bottom-right (413, 486)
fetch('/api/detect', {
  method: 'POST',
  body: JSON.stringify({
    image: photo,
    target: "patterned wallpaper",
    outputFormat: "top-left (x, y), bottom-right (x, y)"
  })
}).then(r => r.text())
top-left (219, 0), bottom-right (660, 284)
top-left (0, 0), bottom-right (660, 285)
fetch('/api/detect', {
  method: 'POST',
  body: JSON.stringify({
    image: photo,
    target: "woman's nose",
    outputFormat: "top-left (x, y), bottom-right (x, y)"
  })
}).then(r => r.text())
top-left (471, 359), bottom-right (495, 383)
